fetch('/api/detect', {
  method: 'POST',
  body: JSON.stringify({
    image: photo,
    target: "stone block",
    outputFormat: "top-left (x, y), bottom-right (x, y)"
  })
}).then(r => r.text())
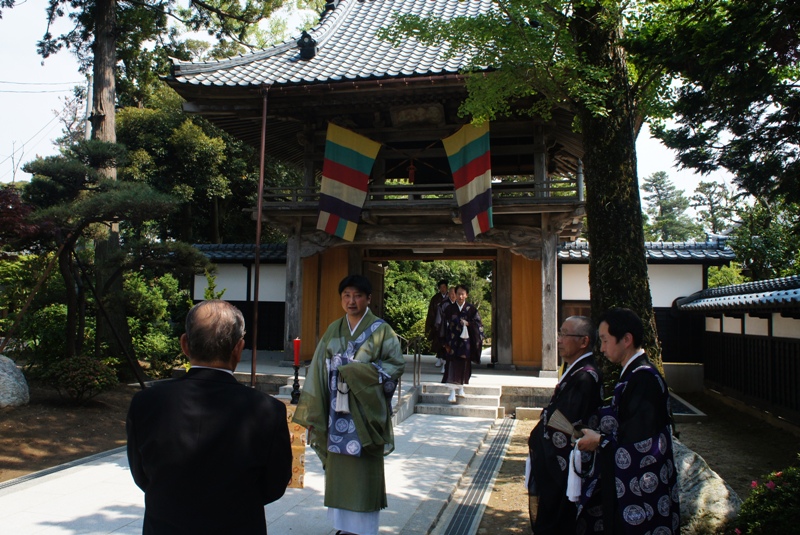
top-left (0, 355), bottom-right (29, 408)
top-left (675, 439), bottom-right (741, 534)
top-left (515, 407), bottom-right (542, 420)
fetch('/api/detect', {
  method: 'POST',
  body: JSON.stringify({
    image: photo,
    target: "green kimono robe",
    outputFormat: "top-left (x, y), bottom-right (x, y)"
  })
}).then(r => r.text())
top-left (293, 309), bottom-right (405, 512)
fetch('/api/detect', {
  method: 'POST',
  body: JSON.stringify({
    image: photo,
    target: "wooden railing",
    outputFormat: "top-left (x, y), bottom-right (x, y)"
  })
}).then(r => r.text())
top-left (260, 178), bottom-right (582, 208)
top-left (704, 331), bottom-right (800, 424)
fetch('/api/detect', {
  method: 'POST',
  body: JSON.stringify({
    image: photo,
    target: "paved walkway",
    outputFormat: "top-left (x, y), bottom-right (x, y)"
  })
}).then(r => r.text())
top-left (0, 353), bottom-right (555, 534)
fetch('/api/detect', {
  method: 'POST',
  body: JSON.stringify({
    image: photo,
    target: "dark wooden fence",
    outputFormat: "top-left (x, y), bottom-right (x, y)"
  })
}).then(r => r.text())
top-left (704, 331), bottom-right (800, 425)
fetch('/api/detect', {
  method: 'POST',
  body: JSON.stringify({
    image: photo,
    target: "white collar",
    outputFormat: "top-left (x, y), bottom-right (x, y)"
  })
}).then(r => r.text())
top-left (559, 352), bottom-right (593, 383)
top-left (347, 307), bottom-right (370, 335)
top-left (620, 349), bottom-right (646, 377)
top-left (190, 365), bottom-right (234, 376)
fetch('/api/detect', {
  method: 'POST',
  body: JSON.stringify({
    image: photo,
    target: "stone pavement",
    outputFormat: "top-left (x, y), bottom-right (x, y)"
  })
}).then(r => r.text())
top-left (0, 353), bottom-right (555, 534)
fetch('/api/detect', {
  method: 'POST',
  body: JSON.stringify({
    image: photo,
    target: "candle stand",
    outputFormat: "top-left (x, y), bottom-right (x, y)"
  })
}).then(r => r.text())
top-left (291, 365), bottom-right (301, 404)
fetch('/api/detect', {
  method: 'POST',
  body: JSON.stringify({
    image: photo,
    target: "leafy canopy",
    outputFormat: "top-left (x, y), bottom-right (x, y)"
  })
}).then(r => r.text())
top-left (630, 0), bottom-right (800, 202)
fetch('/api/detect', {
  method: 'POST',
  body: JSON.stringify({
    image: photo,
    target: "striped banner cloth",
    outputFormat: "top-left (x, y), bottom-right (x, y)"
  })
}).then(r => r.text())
top-left (442, 122), bottom-right (493, 241)
top-left (317, 123), bottom-right (382, 241)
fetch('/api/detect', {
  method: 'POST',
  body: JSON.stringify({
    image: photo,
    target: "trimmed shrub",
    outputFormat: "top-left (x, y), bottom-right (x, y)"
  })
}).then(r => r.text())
top-left (727, 460), bottom-right (800, 534)
top-left (48, 355), bottom-right (118, 402)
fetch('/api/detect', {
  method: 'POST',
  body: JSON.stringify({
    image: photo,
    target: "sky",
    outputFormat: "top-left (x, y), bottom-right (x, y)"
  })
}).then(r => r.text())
top-left (0, 0), bottom-right (731, 198)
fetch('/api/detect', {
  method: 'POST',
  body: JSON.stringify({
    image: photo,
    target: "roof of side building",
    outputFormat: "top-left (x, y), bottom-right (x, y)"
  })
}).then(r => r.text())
top-left (558, 239), bottom-right (736, 265)
top-left (676, 274), bottom-right (800, 314)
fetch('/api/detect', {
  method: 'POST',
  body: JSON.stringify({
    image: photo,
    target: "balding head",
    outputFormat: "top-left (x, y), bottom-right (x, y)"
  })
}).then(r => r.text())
top-left (557, 316), bottom-right (595, 365)
top-left (182, 300), bottom-right (246, 367)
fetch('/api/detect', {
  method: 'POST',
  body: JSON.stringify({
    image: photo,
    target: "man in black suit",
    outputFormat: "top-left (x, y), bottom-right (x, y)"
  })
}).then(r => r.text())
top-left (127, 300), bottom-right (292, 535)
top-left (527, 316), bottom-right (602, 534)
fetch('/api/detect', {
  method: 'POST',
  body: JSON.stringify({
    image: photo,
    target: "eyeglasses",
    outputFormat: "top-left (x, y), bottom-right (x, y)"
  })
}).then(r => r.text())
top-left (557, 332), bottom-right (586, 338)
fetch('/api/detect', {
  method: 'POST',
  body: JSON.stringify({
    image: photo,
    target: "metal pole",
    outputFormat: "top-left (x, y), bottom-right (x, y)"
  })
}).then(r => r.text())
top-left (250, 86), bottom-right (269, 387)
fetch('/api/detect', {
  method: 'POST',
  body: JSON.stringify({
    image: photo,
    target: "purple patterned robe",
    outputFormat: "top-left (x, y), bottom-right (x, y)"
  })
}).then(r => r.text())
top-left (577, 355), bottom-right (680, 535)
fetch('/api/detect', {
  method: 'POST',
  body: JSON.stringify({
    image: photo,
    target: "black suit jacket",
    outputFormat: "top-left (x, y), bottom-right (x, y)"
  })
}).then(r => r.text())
top-left (127, 368), bottom-right (292, 535)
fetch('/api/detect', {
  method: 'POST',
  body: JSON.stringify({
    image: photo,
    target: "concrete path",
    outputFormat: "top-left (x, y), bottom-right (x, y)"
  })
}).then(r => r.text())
top-left (0, 353), bottom-right (554, 534)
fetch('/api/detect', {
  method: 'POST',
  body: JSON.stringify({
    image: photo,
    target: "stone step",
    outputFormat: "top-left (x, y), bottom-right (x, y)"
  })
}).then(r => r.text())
top-left (419, 392), bottom-right (500, 407)
top-left (421, 383), bottom-right (502, 397)
top-left (414, 403), bottom-right (504, 419)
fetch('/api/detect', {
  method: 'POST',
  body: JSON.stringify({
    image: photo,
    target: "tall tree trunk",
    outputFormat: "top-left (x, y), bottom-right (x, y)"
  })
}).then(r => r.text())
top-left (90, 0), bottom-right (142, 378)
top-left (58, 250), bottom-right (78, 358)
top-left (573, 5), bottom-right (661, 372)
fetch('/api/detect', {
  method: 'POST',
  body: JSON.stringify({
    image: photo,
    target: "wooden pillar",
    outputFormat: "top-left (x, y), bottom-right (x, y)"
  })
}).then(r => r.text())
top-left (533, 125), bottom-right (548, 198)
top-left (284, 222), bottom-right (303, 352)
top-left (541, 213), bottom-right (558, 375)
top-left (495, 248), bottom-right (513, 368)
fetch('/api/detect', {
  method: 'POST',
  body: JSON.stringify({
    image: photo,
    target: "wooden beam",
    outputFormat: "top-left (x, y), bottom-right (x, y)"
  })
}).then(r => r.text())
top-left (540, 214), bottom-right (558, 374)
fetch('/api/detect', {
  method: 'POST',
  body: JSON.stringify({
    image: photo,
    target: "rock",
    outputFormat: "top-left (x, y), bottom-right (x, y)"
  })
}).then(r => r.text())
top-left (675, 438), bottom-right (741, 534)
top-left (0, 354), bottom-right (30, 408)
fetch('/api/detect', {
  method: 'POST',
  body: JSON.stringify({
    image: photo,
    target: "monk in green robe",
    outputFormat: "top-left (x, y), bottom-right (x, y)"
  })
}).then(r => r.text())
top-left (293, 274), bottom-right (405, 535)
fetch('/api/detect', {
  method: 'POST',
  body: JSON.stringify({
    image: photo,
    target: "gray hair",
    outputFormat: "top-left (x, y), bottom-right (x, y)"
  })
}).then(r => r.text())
top-left (184, 300), bottom-right (246, 363)
top-left (565, 315), bottom-right (596, 348)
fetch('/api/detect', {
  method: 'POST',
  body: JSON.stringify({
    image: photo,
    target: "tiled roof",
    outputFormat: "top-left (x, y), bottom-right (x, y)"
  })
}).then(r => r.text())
top-left (170, 0), bottom-right (495, 87)
top-left (676, 275), bottom-right (800, 313)
top-left (558, 240), bottom-right (736, 264)
top-left (194, 244), bottom-right (287, 263)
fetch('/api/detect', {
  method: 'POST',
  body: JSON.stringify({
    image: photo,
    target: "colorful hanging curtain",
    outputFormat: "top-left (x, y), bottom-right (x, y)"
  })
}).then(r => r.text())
top-left (442, 123), bottom-right (493, 241)
top-left (317, 123), bottom-right (381, 241)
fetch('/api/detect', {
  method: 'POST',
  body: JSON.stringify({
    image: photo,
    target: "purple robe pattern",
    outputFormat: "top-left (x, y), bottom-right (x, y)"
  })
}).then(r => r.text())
top-left (577, 363), bottom-right (680, 535)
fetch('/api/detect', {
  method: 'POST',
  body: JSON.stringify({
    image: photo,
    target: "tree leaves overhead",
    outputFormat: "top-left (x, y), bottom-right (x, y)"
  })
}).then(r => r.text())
top-left (631, 0), bottom-right (800, 202)
top-left (382, 1), bottom-right (648, 123)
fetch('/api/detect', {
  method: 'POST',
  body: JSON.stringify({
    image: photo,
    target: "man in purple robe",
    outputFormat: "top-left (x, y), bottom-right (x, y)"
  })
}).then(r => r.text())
top-left (576, 308), bottom-right (680, 535)
top-left (527, 316), bottom-right (602, 534)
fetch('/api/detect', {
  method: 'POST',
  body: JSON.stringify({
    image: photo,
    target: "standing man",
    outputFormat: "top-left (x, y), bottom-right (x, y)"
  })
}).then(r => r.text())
top-left (293, 275), bottom-right (405, 535)
top-left (127, 300), bottom-right (292, 535)
top-left (426, 279), bottom-right (449, 367)
top-left (576, 308), bottom-right (680, 535)
top-left (527, 316), bottom-right (602, 534)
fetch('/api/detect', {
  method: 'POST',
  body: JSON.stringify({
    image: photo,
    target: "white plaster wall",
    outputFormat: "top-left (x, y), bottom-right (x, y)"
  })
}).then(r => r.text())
top-left (744, 315), bottom-right (769, 336)
top-left (561, 263), bottom-right (703, 308)
top-left (722, 315), bottom-right (742, 334)
top-left (773, 314), bottom-right (800, 339)
top-left (253, 264), bottom-right (287, 302)
top-left (705, 317), bottom-right (721, 332)
top-left (561, 264), bottom-right (590, 300)
top-left (193, 264), bottom-right (286, 302)
top-left (648, 265), bottom-right (703, 308)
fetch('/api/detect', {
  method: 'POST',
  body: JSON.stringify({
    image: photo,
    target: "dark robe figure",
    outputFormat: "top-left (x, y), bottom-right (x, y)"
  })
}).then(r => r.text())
top-left (528, 353), bottom-right (602, 534)
top-left (441, 289), bottom-right (483, 386)
top-left (577, 353), bottom-right (680, 535)
top-left (425, 281), bottom-right (449, 360)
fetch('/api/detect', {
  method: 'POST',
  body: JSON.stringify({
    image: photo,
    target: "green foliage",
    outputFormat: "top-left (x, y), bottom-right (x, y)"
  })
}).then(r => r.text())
top-left (117, 105), bottom-right (299, 243)
top-left (641, 171), bottom-right (703, 241)
top-left (707, 263), bottom-right (746, 288)
top-left (730, 197), bottom-right (800, 279)
top-left (632, 0), bottom-right (800, 203)
top-left (384, 298), bottom-right (427, 339)
top-left (383, 260), bottom-right (493, 347)
top-left (48, 355), bottom-right (118, 402)
top-left (124, 272), bottom-right (188, 378)
top-left (18, 304), bottom-right (71, 375)
top-left (691, 181), bottom-right (736, 236)
top-left (203, 270), bottom-right (226, 300)
top-left (727, 461), bottom-right (800, 534)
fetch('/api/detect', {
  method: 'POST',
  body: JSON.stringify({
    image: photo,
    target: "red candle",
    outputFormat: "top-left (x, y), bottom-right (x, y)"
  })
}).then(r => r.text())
top-left (293, 338), bottom-right (301, 366)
